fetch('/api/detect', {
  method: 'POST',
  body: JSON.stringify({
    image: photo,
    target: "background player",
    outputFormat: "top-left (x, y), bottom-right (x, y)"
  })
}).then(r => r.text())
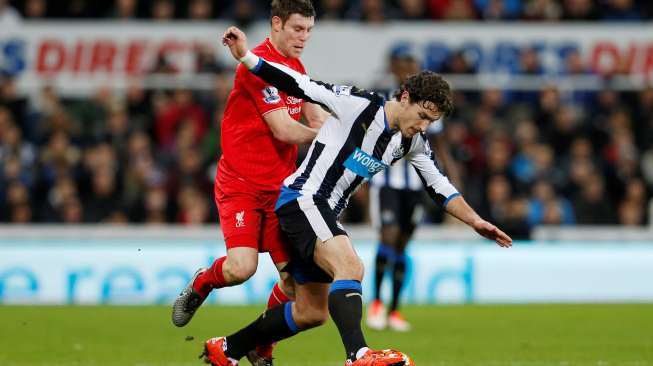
top-left (172, 1), bottom-right (329, 364)
top-left (367, 45), bottom-right (463, 332)
top-left (199, 26), bottom-right (512, 366)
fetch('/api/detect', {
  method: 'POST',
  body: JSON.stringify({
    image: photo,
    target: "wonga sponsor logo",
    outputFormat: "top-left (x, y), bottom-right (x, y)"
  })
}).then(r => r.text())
top-left (343, 148), bottom-right (388, 179)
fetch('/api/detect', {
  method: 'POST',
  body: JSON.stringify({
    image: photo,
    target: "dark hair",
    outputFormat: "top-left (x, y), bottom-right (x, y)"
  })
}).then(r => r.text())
top-left (394, 70), bottom-right (453, 117)
top-left (271, 0), bottom-right (316, 24)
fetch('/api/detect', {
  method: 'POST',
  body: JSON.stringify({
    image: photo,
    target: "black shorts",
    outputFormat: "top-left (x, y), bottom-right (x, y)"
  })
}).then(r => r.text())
top-left (276, 198), bottom-right (347, 284)
top-left (372, 186), bottom-right (424, 234)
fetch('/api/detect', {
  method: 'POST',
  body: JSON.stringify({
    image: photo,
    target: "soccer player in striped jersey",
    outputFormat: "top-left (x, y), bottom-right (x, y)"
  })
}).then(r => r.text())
top-left (367, 46), bottom-right (462, 332)
top-left (199, 26), bottom-right (512, 366)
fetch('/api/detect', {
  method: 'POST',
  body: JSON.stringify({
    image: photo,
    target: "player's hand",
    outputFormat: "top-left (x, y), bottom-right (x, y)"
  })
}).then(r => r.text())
top-left (221, 26), bottom-right (249, 60)
top-left (471, 219), bottom-right (513, 248)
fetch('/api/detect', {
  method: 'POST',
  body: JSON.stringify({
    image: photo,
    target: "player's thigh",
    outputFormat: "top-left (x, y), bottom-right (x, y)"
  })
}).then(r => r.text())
top-left (313, 235), bottom-right (363, 281)
top-left (216, 190), bottom-right (263, 251)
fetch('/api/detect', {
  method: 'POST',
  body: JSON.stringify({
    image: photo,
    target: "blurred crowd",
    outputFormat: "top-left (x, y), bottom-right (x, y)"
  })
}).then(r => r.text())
top-left (1, 0), bottom-right (653, 238)
top-left (1, 45), bottom-right (652, 236)
top-left (1, 0), bottom-right (653, 24)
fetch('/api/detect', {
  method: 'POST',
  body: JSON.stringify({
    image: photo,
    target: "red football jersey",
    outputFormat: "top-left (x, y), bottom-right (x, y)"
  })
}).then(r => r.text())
top-left (217, 38), bottom-right (306, 192)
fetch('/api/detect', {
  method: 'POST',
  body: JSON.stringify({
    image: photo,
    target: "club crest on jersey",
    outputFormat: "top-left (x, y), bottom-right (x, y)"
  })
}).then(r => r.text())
top-left (333, 85), bottom-right (352, 97)
top-left (235, 210), bottom-right (245, 227)
top-left (262, 86), bottom-right (281, 104)
top-left (343, 148), bottom-right (388, 179)
top-left (392, 145), bottom-right (405, 159)
top-left (424, 141), bottom-right (433, 157)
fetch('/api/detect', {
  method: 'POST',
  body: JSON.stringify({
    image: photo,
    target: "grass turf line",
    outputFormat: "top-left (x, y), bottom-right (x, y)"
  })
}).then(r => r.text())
top-left (0, 304), bottom-right (651, 366)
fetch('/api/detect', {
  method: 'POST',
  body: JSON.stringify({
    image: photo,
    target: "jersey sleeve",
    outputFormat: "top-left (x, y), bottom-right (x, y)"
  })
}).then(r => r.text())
top-left (237, 64), bottom-right (288, 116)
top-left (243, 54), bottom-right (369, 120)
top-left (406, 135), bottom-right (460, 207)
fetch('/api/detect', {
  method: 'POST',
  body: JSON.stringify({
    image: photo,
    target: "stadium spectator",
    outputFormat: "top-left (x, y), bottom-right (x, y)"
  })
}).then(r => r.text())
top-left (0, 0), bottom-right (21, 25)
top-left (573, 172), bottom-right (616, 224)
top-left (61, 197), bottom-right (83, 223)
top-left (65, 0), bottom-right (96, 18)
top-left (618, 199), bottom-right (645, 226)
top-left (346, 0), bottom-right (394, 23)
top-left (142, 184), bottom-right (169, 224)
top-left (0, 76), bottom-right (26, 138)
top-left (3, 181), bottom-right (31, 222)
top-left (316, 0), bottom-right (349, 19)
top-left (154, 89), bottom-right (208, 151)
top-left (23, 0), bottom-right (47, 18)
top-left (442, 50), bottom-right (476, 74)
top-left (474, 0), bottom-right (521, 20)
top-left (40, 176), bottom-right (79, 222)
top-left (480, 173), bottom-right (529, 238)
top-left (188, 0), bottom-right (213, 20)
top-left (0, 123), bottom-right (37, 178)
top-left (633, 87), bottom-right (653, 150)
top-left (151, 0), bottom-right (175, 21)
top-left (428, 0), bottom-right (477, 20)
top-left (176, 184), bottom-right (210, 225)
top-left (562, 0), bottom-right (599, 20)
top-left (527, 179), bottom-right (575, 226)
top-left (109, 0), bottom-right (138, 19)
top-left (83, 164), bottom-right (124, 222)
top-left (397, 0), bottom-right (430, 20)
top-left (221, 0), bottom-right (266, 28)
top-left (601, 0), bottom-right (642, 21)
top-left (522, 0), bottom-right (561, 20)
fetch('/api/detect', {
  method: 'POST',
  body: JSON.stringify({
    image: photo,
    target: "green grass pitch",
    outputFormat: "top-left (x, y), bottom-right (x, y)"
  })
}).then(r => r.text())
top-left (0, 304), bottom-right (651, 366)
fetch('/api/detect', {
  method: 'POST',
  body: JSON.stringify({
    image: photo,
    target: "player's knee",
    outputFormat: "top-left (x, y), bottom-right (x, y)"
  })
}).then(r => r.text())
top-left (224, 260), bottom-right (257, 284)
top-left (294, 305), bottom-right (328, 329)
top-left (339, 255), bottom-right (364, 281)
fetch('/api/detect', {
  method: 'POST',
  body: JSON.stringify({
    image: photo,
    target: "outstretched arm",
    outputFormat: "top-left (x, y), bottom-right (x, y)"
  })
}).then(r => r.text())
top-left (444, 195), bottom-right (512, 248)
top-left (407, 136), bottom-right (511, 248)
top-left (222, 26), bottom-right (363, 120)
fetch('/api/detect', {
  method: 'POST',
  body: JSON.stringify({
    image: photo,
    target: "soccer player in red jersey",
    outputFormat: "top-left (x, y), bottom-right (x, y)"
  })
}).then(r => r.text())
top-left (172, 1), bottom-right (328, 364)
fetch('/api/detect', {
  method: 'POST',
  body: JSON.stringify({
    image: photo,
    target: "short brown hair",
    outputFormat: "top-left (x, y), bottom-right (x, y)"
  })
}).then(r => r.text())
top-left (271, 0), bottom-right (316, 24)
top-left (394, 71), bottom-right (453, 117)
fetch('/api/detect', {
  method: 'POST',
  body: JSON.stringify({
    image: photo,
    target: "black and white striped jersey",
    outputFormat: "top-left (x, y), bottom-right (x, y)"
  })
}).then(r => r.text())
top-left (371, 88), bottom-right (445, 191)
top-left (242, 53), bottom-right (460, 217)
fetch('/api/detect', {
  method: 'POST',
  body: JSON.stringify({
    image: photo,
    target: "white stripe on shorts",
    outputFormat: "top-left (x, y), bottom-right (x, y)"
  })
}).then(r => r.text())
top-left (297, 197), bottom-right (334, 242)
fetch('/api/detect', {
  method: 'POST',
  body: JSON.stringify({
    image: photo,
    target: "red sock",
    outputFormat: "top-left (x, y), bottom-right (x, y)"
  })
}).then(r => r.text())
top-left (256, 283), bottom-right (292, 358)
top-left (192, 257), bottom-right (226, 297)
top-left (267, 281), bottom-right (292, 308)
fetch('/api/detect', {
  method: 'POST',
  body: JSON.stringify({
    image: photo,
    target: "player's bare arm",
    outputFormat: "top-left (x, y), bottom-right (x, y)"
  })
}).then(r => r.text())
top-left (433, 134), bottom-right (463, 190)
top-left (263, 108), bottom-right (317, 144)
top-left (222, 27), bottom-right (249, 60)
top-left (224, 27), bottom-right (318, 144)
top-left (301, 102), bottom-right (330, 129)
top-left (444, 195), bottom-right (513, 248)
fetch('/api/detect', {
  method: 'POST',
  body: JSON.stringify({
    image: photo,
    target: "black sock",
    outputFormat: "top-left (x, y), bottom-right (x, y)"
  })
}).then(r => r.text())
top-left (390, 253), bottom-right (407, 312)
top-left (224, 302), bottom-right (299, 360)
top-left (328, 280), bottom-right (367, 361)
top-left (373, 243), bottom-right (393, 300)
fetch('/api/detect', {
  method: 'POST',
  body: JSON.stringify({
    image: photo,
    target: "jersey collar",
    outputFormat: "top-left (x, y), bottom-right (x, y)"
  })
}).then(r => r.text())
top-left (264, 38), bottom-right (291, 62)
top-left (382, 100), bottom-right (399, 134)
